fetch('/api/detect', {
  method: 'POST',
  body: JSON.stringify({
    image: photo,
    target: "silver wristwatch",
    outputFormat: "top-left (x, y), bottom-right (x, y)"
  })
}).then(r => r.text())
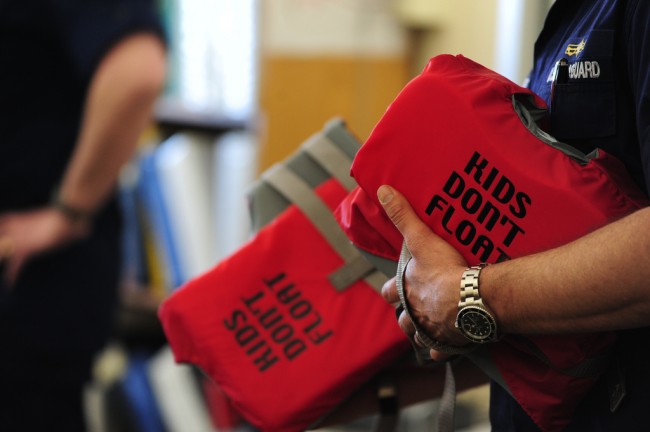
top-left (455, 264), bottom-right (499, 343)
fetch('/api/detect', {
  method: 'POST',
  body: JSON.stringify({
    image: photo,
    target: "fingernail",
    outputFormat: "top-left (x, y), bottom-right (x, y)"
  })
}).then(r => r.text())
top-left (377, 185), bottom-right (393, 205)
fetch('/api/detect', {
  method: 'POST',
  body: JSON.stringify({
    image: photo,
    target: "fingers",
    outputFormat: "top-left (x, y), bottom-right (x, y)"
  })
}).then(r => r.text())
top-left (0, 236), bottom-right (15, 260)
top-left (397, 307), bottom-right (416, 335)
top-left (381, 276), bottom-right (399, 304)
top-left (429, 350), bottom-right (453, 362)
top-left (377, 185), bottom-right (471, 361)
top-left (384, 278), bottom-right (416, 337)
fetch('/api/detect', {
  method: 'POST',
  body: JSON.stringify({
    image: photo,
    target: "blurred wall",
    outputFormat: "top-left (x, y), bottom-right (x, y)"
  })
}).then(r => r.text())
top-left (257, 0), bottom-right (551, 171)
top-left (398, 0), bottom-right (498, 75)
top-left (257, 0), bottom-right (410, 171)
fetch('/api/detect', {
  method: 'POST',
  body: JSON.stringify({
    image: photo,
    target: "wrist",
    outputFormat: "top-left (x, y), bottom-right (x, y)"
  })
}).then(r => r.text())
top-left (476, 264), bottom-right (508, 333)
top-left (455, 264), bottom-right (500, 343)
top-left (50, 188), bottom-right (95, 227)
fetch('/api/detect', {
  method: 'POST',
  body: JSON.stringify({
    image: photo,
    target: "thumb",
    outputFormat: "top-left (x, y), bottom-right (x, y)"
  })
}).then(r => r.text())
top-left (378, 185), bottom-right (464, 266)
top-left (377, 185), bottom-right (431, 248)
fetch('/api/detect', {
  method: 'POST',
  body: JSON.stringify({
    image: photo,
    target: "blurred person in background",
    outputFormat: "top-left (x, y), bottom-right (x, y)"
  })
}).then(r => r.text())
top-left (0, 1), bottom-right (166, 430)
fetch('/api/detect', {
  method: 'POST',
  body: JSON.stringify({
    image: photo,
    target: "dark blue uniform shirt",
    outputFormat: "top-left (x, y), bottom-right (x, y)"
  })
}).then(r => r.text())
top-left (490, 0), bottom-right (650, 430)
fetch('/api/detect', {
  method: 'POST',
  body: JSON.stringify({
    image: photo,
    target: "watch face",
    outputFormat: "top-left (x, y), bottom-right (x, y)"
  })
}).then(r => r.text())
top-left (457, 306), bottom-right (497, 343)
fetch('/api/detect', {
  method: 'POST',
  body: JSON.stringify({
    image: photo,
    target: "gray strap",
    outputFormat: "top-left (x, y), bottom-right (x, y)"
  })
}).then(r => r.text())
top-left (395, 243), bottom-right (462, 431)
top-left (364, 269), bottom-right (389, 293)
top-left (512, 94), bottom-right (591, 165)
top-left (328, 254), bottom-right (381, 292)
top-left (302, 133), bottom-right (357, 192)
top-left (510, 334), bottom-right (613, 378)
top-left (467, 346), bottom-right (511, 396)
top-left (438, 362), bottom-right (457, 432)
top-left (262, 164), bottom-right (372, 290)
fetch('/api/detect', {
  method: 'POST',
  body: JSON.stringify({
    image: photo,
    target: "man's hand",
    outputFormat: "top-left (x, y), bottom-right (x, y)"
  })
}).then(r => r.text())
top-left (0, 207), bottom-right (90, 287)
top-left (377, 185), bottom-right (470, 361)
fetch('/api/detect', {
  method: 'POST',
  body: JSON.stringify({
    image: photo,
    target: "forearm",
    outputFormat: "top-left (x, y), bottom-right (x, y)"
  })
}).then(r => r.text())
top-left (483, 206), bottom-right (650, 334)
top-left (58, 33), bottom-right (166, 214)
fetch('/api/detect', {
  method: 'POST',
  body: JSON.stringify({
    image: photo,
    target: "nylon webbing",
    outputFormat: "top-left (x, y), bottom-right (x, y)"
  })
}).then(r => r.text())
top-left (512, 94), bottom-right (591, 165)
top-left (302, 130), bottom-right (387, 291)
top-left (438, 362), bottom-right (457, 432)
top-left (302, 134), bottom-right (358, 192)
top-left (328, 254), bottom-right (383, 292)
top-left (262, 164), bottom-right (376, 291)
top-left (395, 242), bottom-right (460, 432)
top-left (467, 347), bottom-right (511, 396)
top-left (363, 269), bottom-right (389, 293)
top-left (511, 334), bottom-right (613, 378)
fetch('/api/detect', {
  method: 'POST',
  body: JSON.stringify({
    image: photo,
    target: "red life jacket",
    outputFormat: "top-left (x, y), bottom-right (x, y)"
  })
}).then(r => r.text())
top-left (337, 54), bottom-right (649, 432)
top-left (158, 120), bottom-right (410, 432)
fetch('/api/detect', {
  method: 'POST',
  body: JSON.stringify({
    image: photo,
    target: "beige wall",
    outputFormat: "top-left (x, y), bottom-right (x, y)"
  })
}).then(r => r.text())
top-left (399, 0), bottom-right (551, 82)
top-left (258, 56), bottom-right (409, 171)
top-left (400, 0), bottom-right (499, 75)
top-left (257, 0), bottom-right (410, 171)
top-left (256, 0), bottom-right (550, 171)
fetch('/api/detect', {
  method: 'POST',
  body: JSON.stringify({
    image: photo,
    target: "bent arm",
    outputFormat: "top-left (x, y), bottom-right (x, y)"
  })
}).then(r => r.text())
top-left (379, 185), bottom-right (650, 357)
top-left (484, 206), bottom-right (650, 334)
top-left (0, 32), bottom-right (166, 285)
top-left (57, 32), bottom-right (167, 215)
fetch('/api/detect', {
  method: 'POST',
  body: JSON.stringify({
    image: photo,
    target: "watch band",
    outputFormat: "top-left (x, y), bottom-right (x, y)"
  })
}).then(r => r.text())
top-left (50, 187), bottom-right (95, 225)
top-left (457, 263), bottom-right (499, 343)
top-left (459, 263), bottom-right (489, 309)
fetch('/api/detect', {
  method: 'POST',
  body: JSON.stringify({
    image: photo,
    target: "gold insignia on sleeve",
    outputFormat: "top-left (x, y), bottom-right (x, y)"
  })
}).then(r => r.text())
top-left (565, 39), bottom-right (586, 56)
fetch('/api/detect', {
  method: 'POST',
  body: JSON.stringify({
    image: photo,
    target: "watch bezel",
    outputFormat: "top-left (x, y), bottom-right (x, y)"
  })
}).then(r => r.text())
top-left (455, 305), bottom-right (498, 343)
